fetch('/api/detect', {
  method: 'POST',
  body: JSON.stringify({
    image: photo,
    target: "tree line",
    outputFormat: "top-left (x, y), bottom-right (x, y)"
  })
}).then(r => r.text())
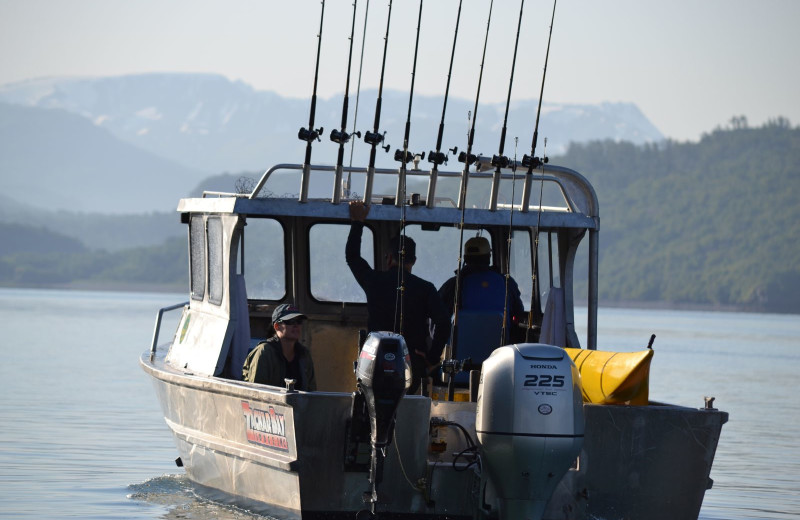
top-left (1, 119), bottom-right (798, 313)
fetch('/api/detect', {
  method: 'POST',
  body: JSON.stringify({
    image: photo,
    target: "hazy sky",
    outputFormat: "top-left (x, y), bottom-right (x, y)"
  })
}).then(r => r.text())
top-left (1, 0), bottom-right (798, 141)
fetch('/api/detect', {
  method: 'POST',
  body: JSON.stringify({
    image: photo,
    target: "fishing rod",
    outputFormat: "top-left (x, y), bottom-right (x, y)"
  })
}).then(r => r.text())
top-left (362, 0), bottom-right (394, 203)
top-left (521, 0), bottom-right (557, 208)
top-left (331, 0), bottom-right (361, 204)
top-left (393, 0), bottom-right (425, 192)
top-left (345, 0), bottom-right (371, 199)
top-left (455, 0), bottom-right (493, 207)
top-left (500, 137), bottom-right (520, 345)
top-left (523, 0), bottom-right (557, 342)
top-left (297, 0), bottom-right (326, 203)
top-left (393, 0), bottom-right (424, 337)
top-left (425, 0), bottom-right (463, 209)
top-left (447, 0), bottom-right (494, 401)
top-left (489, 0), bottom-right (525, 210)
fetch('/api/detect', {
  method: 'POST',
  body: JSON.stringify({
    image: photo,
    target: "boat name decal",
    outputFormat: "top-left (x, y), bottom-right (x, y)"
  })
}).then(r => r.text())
top-left (241, 401), bottom-right (289, 451)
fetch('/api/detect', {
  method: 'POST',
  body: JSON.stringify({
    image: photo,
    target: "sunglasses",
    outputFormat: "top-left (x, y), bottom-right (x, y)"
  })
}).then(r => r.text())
top-left (280, 318), bottom-right (304, 326)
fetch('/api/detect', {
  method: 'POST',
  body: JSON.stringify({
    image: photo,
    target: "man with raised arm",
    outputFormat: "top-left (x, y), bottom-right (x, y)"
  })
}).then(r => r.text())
top-left (346, 201), bottom-right (450, 394)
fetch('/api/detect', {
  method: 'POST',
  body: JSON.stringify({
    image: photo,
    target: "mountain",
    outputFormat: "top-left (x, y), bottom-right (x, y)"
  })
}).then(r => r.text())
top-left (0, 73), bottom-right (663, 175)
top-left (0, 222), bottom-right (86, 256)
top-left (1, 122), bottom-right (797, 312)
top-left (0, 102), bottom-right (205, 214)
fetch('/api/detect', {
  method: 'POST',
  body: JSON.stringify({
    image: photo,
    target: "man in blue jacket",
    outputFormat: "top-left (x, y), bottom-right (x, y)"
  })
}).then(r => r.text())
top-left (346, 201), bottom-right (450, 394)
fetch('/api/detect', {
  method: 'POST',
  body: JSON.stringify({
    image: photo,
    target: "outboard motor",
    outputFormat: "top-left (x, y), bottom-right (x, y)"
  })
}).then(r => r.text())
top-left (476, 343), bottom-right (584, 520)
top-left (355, 332), bottom-right (412, 512)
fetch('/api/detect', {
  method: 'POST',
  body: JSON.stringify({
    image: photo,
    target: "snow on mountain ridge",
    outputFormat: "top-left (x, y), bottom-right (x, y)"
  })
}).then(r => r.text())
top-left (0, 73), bottom-right (664, 174)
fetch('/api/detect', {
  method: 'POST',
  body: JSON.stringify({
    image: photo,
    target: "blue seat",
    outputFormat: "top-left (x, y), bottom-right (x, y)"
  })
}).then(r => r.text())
top-left (452, 271), bottom-right (510, 383)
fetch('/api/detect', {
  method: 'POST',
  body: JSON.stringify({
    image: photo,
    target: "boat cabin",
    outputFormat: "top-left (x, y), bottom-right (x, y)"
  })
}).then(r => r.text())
top-left (165, 160), bottom-right (599, 394)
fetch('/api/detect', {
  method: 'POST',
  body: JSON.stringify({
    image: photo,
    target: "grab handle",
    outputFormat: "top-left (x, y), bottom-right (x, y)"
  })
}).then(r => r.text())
top-left (150, 301), bottom-right (189, 359)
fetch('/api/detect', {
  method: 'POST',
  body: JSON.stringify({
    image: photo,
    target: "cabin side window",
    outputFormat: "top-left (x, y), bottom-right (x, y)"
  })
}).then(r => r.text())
top-left (309, 223), bottom-right (373, 303)
top-left (207, 217), bottom-right (224, 306)
top-left (537, 230), bottom-right (561, 312)
top-left (189, 215), bottom-right (206, 301)
top-left (243, 218), bottom-right (286, 301)
top-left (509, 229), bottom-right (533, 311)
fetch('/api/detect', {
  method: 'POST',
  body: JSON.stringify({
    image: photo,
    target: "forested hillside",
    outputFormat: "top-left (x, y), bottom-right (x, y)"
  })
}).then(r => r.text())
top-left (559, 118), bottom-right (799, 312)
top-left (1, 120), bottom-right (797, 312)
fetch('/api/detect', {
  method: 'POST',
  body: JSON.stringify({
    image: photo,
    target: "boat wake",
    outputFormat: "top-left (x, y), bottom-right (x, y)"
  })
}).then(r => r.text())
top-left (128, 475), bottom-right (273, 520)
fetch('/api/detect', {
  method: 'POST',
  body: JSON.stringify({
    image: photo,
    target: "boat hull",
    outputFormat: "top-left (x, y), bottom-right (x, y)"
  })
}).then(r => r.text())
top-left (141, 353), bottom-right (727, 520)
top-left (141, 353), bottom-right (469, 519)
top-left (581, 402), bottom-right (727, 520)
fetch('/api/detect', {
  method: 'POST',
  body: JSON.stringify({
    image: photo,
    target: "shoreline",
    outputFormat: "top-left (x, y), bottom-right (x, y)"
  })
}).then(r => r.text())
top-left (2, 281), bottom-right (794, 315)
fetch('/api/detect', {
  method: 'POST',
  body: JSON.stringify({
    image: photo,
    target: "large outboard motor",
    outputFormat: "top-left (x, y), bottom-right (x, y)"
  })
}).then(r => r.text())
top-left (476, 343), bottom-right (584, 520)
top-left (355, 332), bottom-right (412, 512)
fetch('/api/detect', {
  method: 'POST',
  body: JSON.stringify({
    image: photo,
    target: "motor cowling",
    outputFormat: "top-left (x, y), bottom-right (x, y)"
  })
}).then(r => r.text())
top-left (476, 343), bottom-right (584, 520)
top-left (355, 332), bottom-right (412, 447)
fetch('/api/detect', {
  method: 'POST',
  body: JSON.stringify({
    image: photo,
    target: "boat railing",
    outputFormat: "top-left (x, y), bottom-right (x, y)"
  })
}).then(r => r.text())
top-left (211, 161), bottom-right (598, 217)
top-left (202, 191), bottom-right (250, 198)
top-left (150, 301), bottom-right (189, 360)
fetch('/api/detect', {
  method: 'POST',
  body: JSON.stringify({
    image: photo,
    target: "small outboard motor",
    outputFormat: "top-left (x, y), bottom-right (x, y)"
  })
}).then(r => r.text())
top-left (476, 343), bottom-right (584, 520)
top-left (355, 332), bottom-right (412, 512)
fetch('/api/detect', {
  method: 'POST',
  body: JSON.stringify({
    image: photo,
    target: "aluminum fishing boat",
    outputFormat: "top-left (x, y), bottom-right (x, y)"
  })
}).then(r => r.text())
top-left (141, 157), bottom-right (727, 520)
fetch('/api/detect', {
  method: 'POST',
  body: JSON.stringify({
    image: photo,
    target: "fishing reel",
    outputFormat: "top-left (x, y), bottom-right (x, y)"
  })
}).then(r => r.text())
top-left (394, 149), bottom-right (425, 164)
top-left (457, 150), bottom-right (480, 166)
top-left (441, 357), bottom-right (471, 378)
top-left (330, 128), bottom-right (361, 145)
top-left (364, 131), bottom-right (391, 153)
top-left (491, 154), bottom-right (511, 169)
top-left (521, 154), bottom-right (549, 170)
top-left (298, 126), bottom-right (324, 143)
top-left (427, 146), bottom-right (457, 167)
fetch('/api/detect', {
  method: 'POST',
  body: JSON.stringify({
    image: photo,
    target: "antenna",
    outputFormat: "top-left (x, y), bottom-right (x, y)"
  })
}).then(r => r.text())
top-left (297, 0), bottom-right (326, 203)
top-left (489, 0), bottom-right (525, 210)
top-left (331, 0), bottom-right (362, 203)
top-left (425, 0), bottom-right (464, 208)
top-left (362, 0), bottom-right (394, 203)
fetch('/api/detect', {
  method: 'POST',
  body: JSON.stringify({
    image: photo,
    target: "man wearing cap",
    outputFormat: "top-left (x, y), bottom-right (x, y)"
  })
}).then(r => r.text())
top-left (439, 236), bottom-right (525, 342)
top-left (346, 201), bottom-right (450, 394)
top-left (242, 304), bottom-right (317, 391)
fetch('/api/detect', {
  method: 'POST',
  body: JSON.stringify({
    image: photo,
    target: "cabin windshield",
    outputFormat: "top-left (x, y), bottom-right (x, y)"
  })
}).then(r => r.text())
top-left (309, 223), bottom-right (373, 302)
top-left (405, 225), bottom-right (495, 290)
top-left (238, 215), bottom-right (567, 317)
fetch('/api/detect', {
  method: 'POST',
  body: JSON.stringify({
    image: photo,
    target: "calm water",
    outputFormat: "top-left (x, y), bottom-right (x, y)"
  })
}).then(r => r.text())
top-left (0, 288), bottom-right (797, 519)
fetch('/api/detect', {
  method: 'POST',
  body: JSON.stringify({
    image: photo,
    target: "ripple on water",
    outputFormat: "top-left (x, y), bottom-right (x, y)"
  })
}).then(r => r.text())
top-left (127, 474), bottom-right (277, 520)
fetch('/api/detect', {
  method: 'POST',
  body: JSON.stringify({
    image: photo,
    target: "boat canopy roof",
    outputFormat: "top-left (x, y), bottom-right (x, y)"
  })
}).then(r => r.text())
top-left (178, 162), bottom-right (599, 232)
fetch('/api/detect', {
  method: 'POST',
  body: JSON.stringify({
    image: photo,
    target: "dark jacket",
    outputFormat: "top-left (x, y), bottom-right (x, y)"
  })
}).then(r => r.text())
top-left (346, 222), bottom-right (450, 365)
top-left (242, 336), bottom-right (317, 391)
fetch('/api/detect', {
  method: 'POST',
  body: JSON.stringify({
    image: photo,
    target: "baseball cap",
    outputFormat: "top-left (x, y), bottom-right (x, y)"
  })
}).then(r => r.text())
top-left (272, 304), bottom-right (307, 323)
top-left (465, 236), bottom-right (490, 257)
